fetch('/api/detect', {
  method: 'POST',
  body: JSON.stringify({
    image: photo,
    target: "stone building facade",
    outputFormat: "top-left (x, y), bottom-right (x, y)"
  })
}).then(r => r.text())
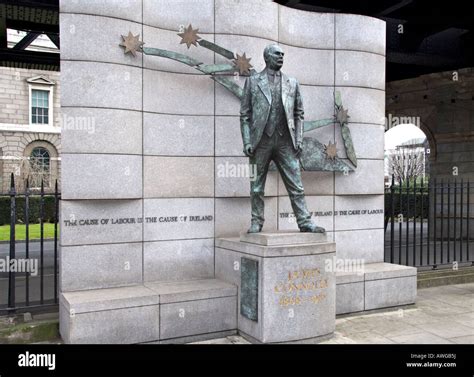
top-left (0, 66), bottom-right (61, 193)
top-left (386, 68), bottom-right (474, 182)
top-left (386, 68), bottom-right (474, 237)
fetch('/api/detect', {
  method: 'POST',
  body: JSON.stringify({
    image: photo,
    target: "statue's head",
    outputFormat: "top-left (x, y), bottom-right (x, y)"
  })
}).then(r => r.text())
top-left (263, 44), bottom-right (284, 71)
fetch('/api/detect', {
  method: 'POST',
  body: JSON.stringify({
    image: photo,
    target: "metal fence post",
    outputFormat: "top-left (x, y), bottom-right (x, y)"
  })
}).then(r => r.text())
top-left (390, 174), bottom-right (395, 263)
top-left (427, 178), bottom-right (431, 266)
top-left (40, 179), bottom-right (45, 305)
top-left (8, 173), bottom-right (16, 310)
top-left (406, 178), bottom-right (410, 265)
top-left (468, 181), bottom-right (471, 265)
top-left (440, 179), bottom-right (445, 265)
top-left (399, 177), bottom-right (402, 265)
top-left (54, 180), bottom-right (59, 303)
top-left (454, 179), bottom-right (457, 262)
top-left (447, 180), bottom-right (451, 262)
top-left (420, 178), bottom-right (424, 266)
top-left (25, 178), bottom-right (30, 306)
top-left (433, 177), bottom-right (438, 269)
top-left (460, 179), bottom-right (464, 262)
top-left (413, 179), bottom-right (417, 266)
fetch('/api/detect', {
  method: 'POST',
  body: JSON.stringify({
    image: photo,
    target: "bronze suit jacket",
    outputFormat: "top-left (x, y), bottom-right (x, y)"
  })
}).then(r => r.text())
top-left (240, 68), bottom-right (304, 151)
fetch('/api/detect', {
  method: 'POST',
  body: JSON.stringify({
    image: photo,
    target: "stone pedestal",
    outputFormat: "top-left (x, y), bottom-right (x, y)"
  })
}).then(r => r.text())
top-left (215, 231), bottom-right (336, 343)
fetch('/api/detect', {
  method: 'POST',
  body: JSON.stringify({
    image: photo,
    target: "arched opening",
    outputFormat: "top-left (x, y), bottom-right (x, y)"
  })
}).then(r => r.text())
top-left (22, 141), bottom-right (58, 191)
top-left (384, 122), bottom-right (472, 268)
top-left (384, 122), bottom-right (432, 266)
top-left (30, 146), bottom-right (51, 188)
top-left (385, 123), bottom-right (430, 187)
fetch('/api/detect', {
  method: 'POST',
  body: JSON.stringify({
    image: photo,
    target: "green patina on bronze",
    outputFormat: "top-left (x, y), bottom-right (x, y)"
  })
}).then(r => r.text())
top-left (198, 39), bottom-right (235, 60)
top-left (335, 90), bottom-right (343, 107)
top-left (142, 47), bottom-right (202, 67)
top-left (268, 136), bottom-right (353, 172)
top-left (301, 137), bottom-right (354, 172)
top-left (341, 124), bottom-right (357, 167)
top-left (196, 63), bottom-right (236, 74)
top-left (240, 257), bottom-right (258, 322)
top-left (334, 91), bottom-right (357, 167)
top-left (303, 118), bottom-right (333, 132)
top-left (212, 76), bottom-right (243, 98)
top-left (240, 44), bottom-right (325, 233)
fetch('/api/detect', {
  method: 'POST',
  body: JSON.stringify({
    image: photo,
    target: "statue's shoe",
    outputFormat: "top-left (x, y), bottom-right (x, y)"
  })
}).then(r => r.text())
top-left (247, 223), bottom-right (263, 233)
top-left (300, 224), bottom-right (326, 233)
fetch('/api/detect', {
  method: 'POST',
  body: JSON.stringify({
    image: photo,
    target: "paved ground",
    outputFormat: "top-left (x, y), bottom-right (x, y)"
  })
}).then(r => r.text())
top-left (192, 283), bottom-right (474, 344)
top-left (0, 241), bottom-right (57, 307)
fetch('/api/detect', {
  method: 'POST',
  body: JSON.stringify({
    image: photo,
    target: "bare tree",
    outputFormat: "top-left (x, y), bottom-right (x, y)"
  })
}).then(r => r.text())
top-left (388, 147), bottom-right (425, 185)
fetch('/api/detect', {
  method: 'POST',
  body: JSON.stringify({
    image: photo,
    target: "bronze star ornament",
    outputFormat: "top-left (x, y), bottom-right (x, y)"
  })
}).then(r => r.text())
top-left (335, 106), bottom-right (350, 125)
top-left (325, 141), bottom-right (338, 160)
top-left (119, 32), bottom-right (144, 57)
top-left (233, 52), bottom-right (253, 75)
top-left (178, 24), bottom-right (201, 48)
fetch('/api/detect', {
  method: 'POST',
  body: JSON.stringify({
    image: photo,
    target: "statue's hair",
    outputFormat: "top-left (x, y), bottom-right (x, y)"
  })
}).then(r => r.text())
top-left (263, 44), bottom-right (282, 62)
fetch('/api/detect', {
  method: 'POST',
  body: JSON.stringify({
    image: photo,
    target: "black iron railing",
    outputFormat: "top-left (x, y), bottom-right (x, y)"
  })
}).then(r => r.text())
top-left (385, 175), bottom-right (473, 269)
top-left (1, 173), bottom-right (60, 314)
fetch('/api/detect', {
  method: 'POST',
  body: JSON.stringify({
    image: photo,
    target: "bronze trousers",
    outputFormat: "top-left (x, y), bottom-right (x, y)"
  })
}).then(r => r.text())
top-left (249, 127), bottom-right (312, 229)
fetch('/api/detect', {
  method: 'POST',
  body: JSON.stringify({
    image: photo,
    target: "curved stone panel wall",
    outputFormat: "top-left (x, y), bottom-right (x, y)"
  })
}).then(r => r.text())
top-left (60, 0), bottom-right (386, 291)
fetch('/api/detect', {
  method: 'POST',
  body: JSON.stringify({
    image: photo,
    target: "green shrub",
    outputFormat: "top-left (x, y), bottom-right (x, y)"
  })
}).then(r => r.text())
top-left (0, 196), bottom-right (57, 225)
top-left (385, 192), bottom-right (430, 219)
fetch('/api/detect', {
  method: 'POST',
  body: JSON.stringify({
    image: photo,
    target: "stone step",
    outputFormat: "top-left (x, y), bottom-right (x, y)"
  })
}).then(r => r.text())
top-left (335, 262), bottom-right (417, 315)
top-left (60, 279), bottom-right (237, 344)
top-left (418, 267), bottom-right (474, 288)
top-left (240, 231), bottom-right (327, 246)
top-left (145, 278), bottom-right (236, 303)
top-left (60, 285), bottom-right (160, 315)
top-left (147, 279), bottom-right (237, 343)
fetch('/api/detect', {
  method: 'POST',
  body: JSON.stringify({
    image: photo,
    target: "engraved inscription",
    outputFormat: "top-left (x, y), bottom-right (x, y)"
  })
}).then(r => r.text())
top-left (274, 267), bottom-right (328, 307)
top-left (63, 214), bottom-right (213, 227)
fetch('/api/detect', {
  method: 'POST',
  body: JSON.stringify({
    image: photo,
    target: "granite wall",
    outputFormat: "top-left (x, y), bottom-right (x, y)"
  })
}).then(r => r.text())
top-left (60, 0), bottom-right (386, 293)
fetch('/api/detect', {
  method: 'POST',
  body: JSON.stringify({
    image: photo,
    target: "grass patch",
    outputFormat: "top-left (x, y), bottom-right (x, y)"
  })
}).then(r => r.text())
top-left (0, 223), bottom-right (58, 241)
top-left (0, 321), bottom-right (59, 344)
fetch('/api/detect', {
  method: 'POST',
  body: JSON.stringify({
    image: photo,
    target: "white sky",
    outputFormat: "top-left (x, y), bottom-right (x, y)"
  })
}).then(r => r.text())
top-left (384, 124), bottom-right (426, 150)
top-left (7, 29), bottom-right (58, 53)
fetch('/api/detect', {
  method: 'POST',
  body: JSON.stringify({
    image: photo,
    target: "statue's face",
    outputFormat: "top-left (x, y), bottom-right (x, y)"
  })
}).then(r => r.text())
top-left (265, 46), bottom-right (284, 70)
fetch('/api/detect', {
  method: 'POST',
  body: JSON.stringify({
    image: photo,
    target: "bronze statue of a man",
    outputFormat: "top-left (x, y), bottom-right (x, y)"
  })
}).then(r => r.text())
top-left (240, 44), bottom-right (325, 234)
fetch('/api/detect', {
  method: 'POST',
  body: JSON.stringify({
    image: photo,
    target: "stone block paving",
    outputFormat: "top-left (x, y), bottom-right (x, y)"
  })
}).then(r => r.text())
top-left (191, 283), bottom-right (474, 344)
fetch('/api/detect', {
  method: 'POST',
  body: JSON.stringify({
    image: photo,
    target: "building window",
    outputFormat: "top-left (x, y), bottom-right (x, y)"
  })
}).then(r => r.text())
top-left (29, 147), bottom-right (51, 188)
top-left (31, 89), bottom-right (49, 124)
top-left (27, 75), bottom-right (55, 127)
top-left (21, 141), bottom-right (58, 192)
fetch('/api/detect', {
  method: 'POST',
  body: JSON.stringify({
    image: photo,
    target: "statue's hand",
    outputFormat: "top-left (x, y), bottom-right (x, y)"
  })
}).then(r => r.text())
top-left (243, 144), bottom-right (254, 157)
